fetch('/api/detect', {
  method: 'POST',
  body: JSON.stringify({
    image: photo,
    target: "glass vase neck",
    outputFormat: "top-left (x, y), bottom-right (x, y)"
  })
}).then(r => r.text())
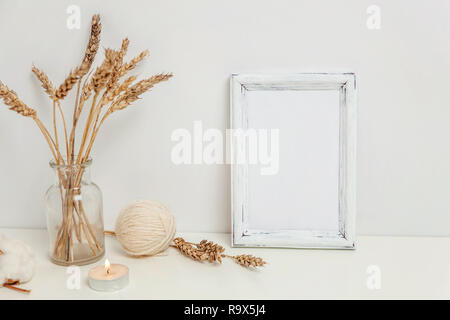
top-left (49, 158), bottom-right (93, 185)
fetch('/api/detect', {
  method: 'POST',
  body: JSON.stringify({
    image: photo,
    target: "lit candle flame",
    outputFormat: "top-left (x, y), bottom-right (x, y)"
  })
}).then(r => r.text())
top-left (105, 259), bottom-right (111, 275)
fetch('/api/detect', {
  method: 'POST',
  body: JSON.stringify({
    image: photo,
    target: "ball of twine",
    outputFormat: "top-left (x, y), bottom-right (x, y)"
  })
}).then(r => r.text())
top-left (115, 200), bottom-right (176, 256)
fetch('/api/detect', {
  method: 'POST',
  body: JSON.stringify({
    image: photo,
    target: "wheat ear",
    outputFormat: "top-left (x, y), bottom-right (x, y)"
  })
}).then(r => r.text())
top-left (171, 238), bottom-right (267, 268)
top-left (81, 14), bottom-right (101, 68)
top-left (88, 39), bottom-right (130, 143)
top-left (31, 65), bottom-right (56, 99)
top-left (106, 38), bottom-right (129, 92)
top-left (0, 81), bottom-right (60, 160)
top-left (56, 14), bottom-right (102, 101)
top-left (109, 73), bottom-right (173, 113)
top-left (31, 66), bottom-right (69, 158)
top-left (225, 254), bottom-right (267, 268)
top-left (119, 50), bottom-right (149, 76)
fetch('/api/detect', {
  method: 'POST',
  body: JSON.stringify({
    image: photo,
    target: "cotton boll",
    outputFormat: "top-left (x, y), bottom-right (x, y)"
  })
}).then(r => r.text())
top-left (0, 234), bottom-right (36, 285)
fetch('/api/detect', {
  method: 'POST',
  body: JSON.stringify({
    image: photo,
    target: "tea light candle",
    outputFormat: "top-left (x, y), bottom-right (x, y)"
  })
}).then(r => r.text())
top-left (88, 259), bottom-right (129, 292)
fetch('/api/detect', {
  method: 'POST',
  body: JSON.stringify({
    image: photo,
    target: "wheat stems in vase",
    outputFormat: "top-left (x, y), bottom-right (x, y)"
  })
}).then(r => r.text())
top-left (0, 14), bottom-right (172, 264)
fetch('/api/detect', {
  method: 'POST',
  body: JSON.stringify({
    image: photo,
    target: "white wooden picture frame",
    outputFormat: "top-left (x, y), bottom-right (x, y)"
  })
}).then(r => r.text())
top-left (230, 73), bottom-right (356, 249)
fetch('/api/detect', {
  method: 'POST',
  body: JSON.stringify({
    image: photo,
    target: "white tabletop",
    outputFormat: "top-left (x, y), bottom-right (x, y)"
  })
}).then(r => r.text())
top-left (0, 228), bottom-right (448, 299)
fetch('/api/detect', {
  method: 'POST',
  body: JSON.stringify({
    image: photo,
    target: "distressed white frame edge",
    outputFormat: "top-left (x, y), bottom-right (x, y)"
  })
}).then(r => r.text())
top-left (230, 73), bottom-right (357, 249)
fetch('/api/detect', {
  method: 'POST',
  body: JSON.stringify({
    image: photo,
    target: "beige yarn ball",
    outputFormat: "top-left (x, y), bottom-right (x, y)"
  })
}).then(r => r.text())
top-left (115, 200), bottom-right (176, 256)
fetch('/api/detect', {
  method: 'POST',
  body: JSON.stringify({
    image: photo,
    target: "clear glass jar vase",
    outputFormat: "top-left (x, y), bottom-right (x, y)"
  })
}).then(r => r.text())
top-left (45, 159), bottom-right (105, 266)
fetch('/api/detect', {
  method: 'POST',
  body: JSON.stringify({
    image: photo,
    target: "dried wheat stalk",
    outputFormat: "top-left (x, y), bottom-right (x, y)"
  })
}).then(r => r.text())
top-left (106, 38), bottom-right (129, 92)
top-left (226, 254), bottom-right (267, 268)
top-left (0, 81), bottom-right (36, 117)
top-left (173, 238), bottom-right (209, 261)
top-left (120, 50), bottom-right (149, 76)
top-left (82, 14), bottom-right (101, 69)
top-left (32, 66), bottom-right (56, 99)
top-left (31, 66), bottom-right (71, 159)
top-left (172, 238), bottom-right (267, 269)
top-left (106, 75), bottom-right (136, 102)
top-left (0, 14), bottom-right (172, 264)
top-left (196, 240), bottom-right (225, 263)
top-left (0, 81), bottom-right (59, 160)
top-left (67, 14), bottom-right (101, 163)
top-left (55, 14), bottom-right (101, 101)
top-left (81, 73), bottom-right (173, 160)
top-left (55, 69), bottom-right (82, 100)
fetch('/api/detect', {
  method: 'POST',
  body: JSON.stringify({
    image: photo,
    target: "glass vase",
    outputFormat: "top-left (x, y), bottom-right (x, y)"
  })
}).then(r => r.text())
top-left (45, 158), bottom-right (105, 266)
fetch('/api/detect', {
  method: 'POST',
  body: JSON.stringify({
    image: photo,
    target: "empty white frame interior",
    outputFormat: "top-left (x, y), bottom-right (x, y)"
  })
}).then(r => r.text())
top-left (231, 73), bottom-right (356, 249)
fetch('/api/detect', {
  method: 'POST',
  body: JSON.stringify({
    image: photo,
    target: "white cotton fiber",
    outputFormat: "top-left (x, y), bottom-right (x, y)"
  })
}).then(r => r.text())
top-left (0, 234), bottom-right (36, 284)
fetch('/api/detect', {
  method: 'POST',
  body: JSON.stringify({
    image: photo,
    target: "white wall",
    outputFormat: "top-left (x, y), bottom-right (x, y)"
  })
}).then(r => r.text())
top-left (1, 0), bottom-right (450, 236)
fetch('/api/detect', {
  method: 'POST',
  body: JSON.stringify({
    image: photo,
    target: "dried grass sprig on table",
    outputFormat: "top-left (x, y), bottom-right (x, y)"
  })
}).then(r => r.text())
top-left (172, 238), bottom-right (267, 269)
top-left (172, 238), bottom-right (209, 261)
top-left (226, 254), bottom-right (267, 268)
top-left (0, 14), bottom-right (172, 264)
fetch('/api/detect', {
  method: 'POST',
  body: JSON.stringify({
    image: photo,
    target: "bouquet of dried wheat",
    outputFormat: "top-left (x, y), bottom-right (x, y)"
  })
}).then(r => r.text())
top-left (0, 14), bottom-right (172, 264)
